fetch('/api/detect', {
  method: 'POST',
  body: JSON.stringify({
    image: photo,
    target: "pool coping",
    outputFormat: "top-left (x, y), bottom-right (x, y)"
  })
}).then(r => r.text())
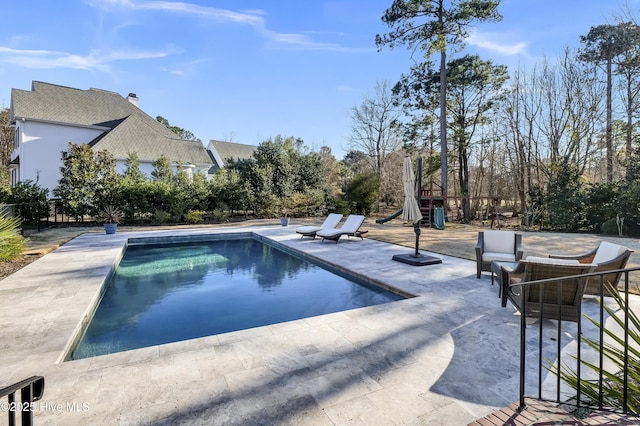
top-left (3, 224), bottom-right (630, 424)
top-left (1, 225), bottom-right (442, 369)
top-left (69, 231), bottom-right (412, 360)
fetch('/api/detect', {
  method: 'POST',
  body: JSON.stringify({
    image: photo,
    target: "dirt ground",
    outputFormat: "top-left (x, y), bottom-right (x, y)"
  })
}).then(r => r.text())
top-left (1, 215), bottom-right (637, 283)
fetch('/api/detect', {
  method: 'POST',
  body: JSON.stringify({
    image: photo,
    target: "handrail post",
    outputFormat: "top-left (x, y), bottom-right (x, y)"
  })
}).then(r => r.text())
top-left (623, 271), bottom-right (630, 413)
top-left (519, 288), bottom-right (527, 410)
top-left (0, 376), bottom-right (45, 426)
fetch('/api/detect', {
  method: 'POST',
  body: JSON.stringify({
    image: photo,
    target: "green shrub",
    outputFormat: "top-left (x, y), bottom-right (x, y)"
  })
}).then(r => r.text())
top-left (255, 194), bottom-right (281, 218)
top-left (332, 198), bottom-right (353, 215)
top-left (117, 178), bottom-right (151, 222)
top-left (616, 180), bottom-right (640, 237)
top-left (184, 210), bottom-right (205, 224)
top-left (584, 182), bottom-right (620, 233)
top-left (0, 185), bottom-right (11, 203)
top-left (601, 217), bottom-right (619, 235)
top-left (0, 208), bottom-right (25, 261)
top-left (9, 180), bottom-right (49, 225)
top-left (345, 172), bottom-right (381, 215)
top-left (528, 163), bottom-right (585, 231)
top-left (210, 208), bottom-right (229, 223)
top-left (153, 210), bottom-right (171, 224)
top-left (288, 190), bottom-right (326, 217)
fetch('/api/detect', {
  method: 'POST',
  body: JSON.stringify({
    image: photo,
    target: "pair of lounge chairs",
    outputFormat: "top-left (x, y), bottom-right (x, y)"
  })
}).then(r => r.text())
top-left (295, 214), bottom-right (366, 243)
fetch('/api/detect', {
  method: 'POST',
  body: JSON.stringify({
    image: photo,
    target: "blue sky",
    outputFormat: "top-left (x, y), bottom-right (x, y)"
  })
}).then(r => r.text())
top-left (0, 0), bottom-right (636, 159)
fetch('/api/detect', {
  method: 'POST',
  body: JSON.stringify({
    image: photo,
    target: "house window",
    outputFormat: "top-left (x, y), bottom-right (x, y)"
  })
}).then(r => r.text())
top-left (14, 125), bottom-right (19, 150)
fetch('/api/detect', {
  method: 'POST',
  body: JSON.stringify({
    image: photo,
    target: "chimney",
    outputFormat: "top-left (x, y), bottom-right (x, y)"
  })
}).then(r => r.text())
top-left (127, 93), bottom-right (139, 108)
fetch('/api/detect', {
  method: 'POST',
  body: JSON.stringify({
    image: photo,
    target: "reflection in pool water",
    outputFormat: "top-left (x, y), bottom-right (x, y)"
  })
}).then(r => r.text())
top-left (71, 238), bottom-right (404, 359)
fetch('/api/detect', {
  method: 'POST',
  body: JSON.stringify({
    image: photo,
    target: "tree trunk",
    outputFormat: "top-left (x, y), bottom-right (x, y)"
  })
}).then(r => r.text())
top-left (606, 55), bottom-right (613, 182)
top-left (438, 3), bottom-right (448, 203)
top-left (458, 138), bottom-right (471, 223)
top-left (626, 75), bottom-right (633, 182)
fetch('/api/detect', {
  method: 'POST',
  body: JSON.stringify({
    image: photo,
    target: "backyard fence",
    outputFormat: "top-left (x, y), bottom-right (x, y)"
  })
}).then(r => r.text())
top-left (1, 200), bottom-right (96, 234)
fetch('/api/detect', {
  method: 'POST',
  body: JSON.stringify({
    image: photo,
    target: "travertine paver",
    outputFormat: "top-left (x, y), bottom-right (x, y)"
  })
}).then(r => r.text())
top-left (1, 224), bottom-right (639, 425)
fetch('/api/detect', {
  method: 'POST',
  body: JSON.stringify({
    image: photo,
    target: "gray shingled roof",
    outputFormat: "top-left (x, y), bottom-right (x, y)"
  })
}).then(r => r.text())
top-left (92, 115), bottom-right (212, 164)
top-left (11, 81), bottom-right (212, 166)
top-left (209, 140), bottom-right (257, 168)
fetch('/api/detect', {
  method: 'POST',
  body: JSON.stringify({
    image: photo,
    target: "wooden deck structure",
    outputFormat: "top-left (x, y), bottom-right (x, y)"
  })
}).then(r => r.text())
top-left (469, 398), bottom-right (640, 425)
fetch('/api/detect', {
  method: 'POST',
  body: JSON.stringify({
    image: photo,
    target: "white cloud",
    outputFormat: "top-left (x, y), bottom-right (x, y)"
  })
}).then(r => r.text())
top-left (336, 84), bottom-right (353, 92)
top-left (91, 0), bottom-right (368, 52)
top-left (2, 0), bottom-right (368, 72)
top-left (161, 58), bottom-right (203, 77)
top-left (0, 46), bottom-right (176, 71)
top-left (467, 30), bottom-right (529, 56)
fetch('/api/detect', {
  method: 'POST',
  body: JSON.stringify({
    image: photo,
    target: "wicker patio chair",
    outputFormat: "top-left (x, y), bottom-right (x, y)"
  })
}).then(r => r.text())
top-left (475, 230), bottom-right (524, 279)
top-left (505, 260), bottom-right (594, 323)
top-left (548, 241), bottom-right (633, 296)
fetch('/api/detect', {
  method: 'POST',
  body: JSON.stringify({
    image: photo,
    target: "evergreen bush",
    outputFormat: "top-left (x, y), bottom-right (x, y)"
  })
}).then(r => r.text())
top-left (9, 180), bottom-right (48, 225)
top-left (184, 210), bottom-right (205, 224)
top-left (345, 172), bottom-right (381, 215)
top-left (601, 217), bottom-right (619, 235)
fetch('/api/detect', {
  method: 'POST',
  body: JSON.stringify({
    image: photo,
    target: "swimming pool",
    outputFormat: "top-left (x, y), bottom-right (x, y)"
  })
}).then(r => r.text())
top-left (71, 235), bottom-right (405, 359)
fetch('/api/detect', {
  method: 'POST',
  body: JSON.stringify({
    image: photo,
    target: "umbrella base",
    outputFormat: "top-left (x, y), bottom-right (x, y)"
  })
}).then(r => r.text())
top-left (392, 253), bottom-right (442, 266)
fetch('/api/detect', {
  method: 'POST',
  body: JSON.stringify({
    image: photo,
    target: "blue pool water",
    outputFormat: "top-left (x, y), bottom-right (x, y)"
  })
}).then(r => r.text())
top-left (71, 237), bottom-right (404, 359)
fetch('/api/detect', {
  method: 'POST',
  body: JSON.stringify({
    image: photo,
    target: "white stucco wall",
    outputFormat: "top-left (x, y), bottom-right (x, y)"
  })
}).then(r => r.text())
top-left (12, 120), bottom-right (213, 197)
top-left (114, 161), bottom-right (155, 178)
top-left (16, 120), bottom-right (104, 196)
top-left (114, 161), bottom-right (209, 180)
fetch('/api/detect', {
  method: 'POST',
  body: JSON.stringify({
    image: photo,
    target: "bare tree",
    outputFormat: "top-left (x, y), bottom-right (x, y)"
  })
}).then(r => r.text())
top-left (498, 50), bottom-right (605, 221)
top-left (500, 66), bottom-right (539, 221)
top-left (0, 108), bottom-right (14, 167)
top-left (528, 51), bottom-right (604, 177)
top-left (348, 80), bottom-right (403, 206)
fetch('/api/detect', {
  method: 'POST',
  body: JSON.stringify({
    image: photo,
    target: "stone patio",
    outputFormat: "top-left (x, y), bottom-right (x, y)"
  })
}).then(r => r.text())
top-left (1, 222), bottom-right (639, 425)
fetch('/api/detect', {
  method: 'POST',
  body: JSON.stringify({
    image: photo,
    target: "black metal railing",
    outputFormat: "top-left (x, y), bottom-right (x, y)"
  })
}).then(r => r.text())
top-left (0, 376), bottom-right (45, 426)
top-left (2, 200), bottom-right (89, 235)
top-left (512, 266), bottom-right (640, 415)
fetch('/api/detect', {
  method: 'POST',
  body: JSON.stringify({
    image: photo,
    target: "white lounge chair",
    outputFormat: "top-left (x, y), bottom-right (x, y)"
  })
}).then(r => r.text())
top-left (316, 215), bottom-right (366, 243)
top-left (295, 213), bottom-right (343, 239)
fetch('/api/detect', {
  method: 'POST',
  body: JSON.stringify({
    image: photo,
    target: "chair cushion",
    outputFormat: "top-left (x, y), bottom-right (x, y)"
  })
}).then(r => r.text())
top-left (592, 241), bottom-right (628, 265)
top-left (483, 231), bottom-right (515, 254)
top-left (296, 225), bottom-right (321, 234)
top-left (525, 256), bottom-right (581, 265)
top-left (483, 252), bottom-right (516, 263)
top-left (339, 215), bottom-right (365, 233)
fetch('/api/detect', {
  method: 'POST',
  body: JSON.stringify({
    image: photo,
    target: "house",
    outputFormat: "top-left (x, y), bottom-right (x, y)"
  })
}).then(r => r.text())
top-left (207, 140), bottom-right (258, 171)
top-left (9, 81), bottom-right (256, 197)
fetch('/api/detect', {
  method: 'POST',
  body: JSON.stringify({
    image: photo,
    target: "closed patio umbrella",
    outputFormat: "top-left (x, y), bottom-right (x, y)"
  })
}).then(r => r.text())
top-left (392, 157), bottom-right (441, 266)
top-left (401, 156), bottom-right (423, 224)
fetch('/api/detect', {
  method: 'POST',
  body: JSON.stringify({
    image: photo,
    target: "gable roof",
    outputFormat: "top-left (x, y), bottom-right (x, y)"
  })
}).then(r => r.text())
top-left (208, 140), bottom-right (257, 169)
top-left (92, 114), bottom-right (212, 164)
top-left (11, 81), bottom-right (212, 165)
